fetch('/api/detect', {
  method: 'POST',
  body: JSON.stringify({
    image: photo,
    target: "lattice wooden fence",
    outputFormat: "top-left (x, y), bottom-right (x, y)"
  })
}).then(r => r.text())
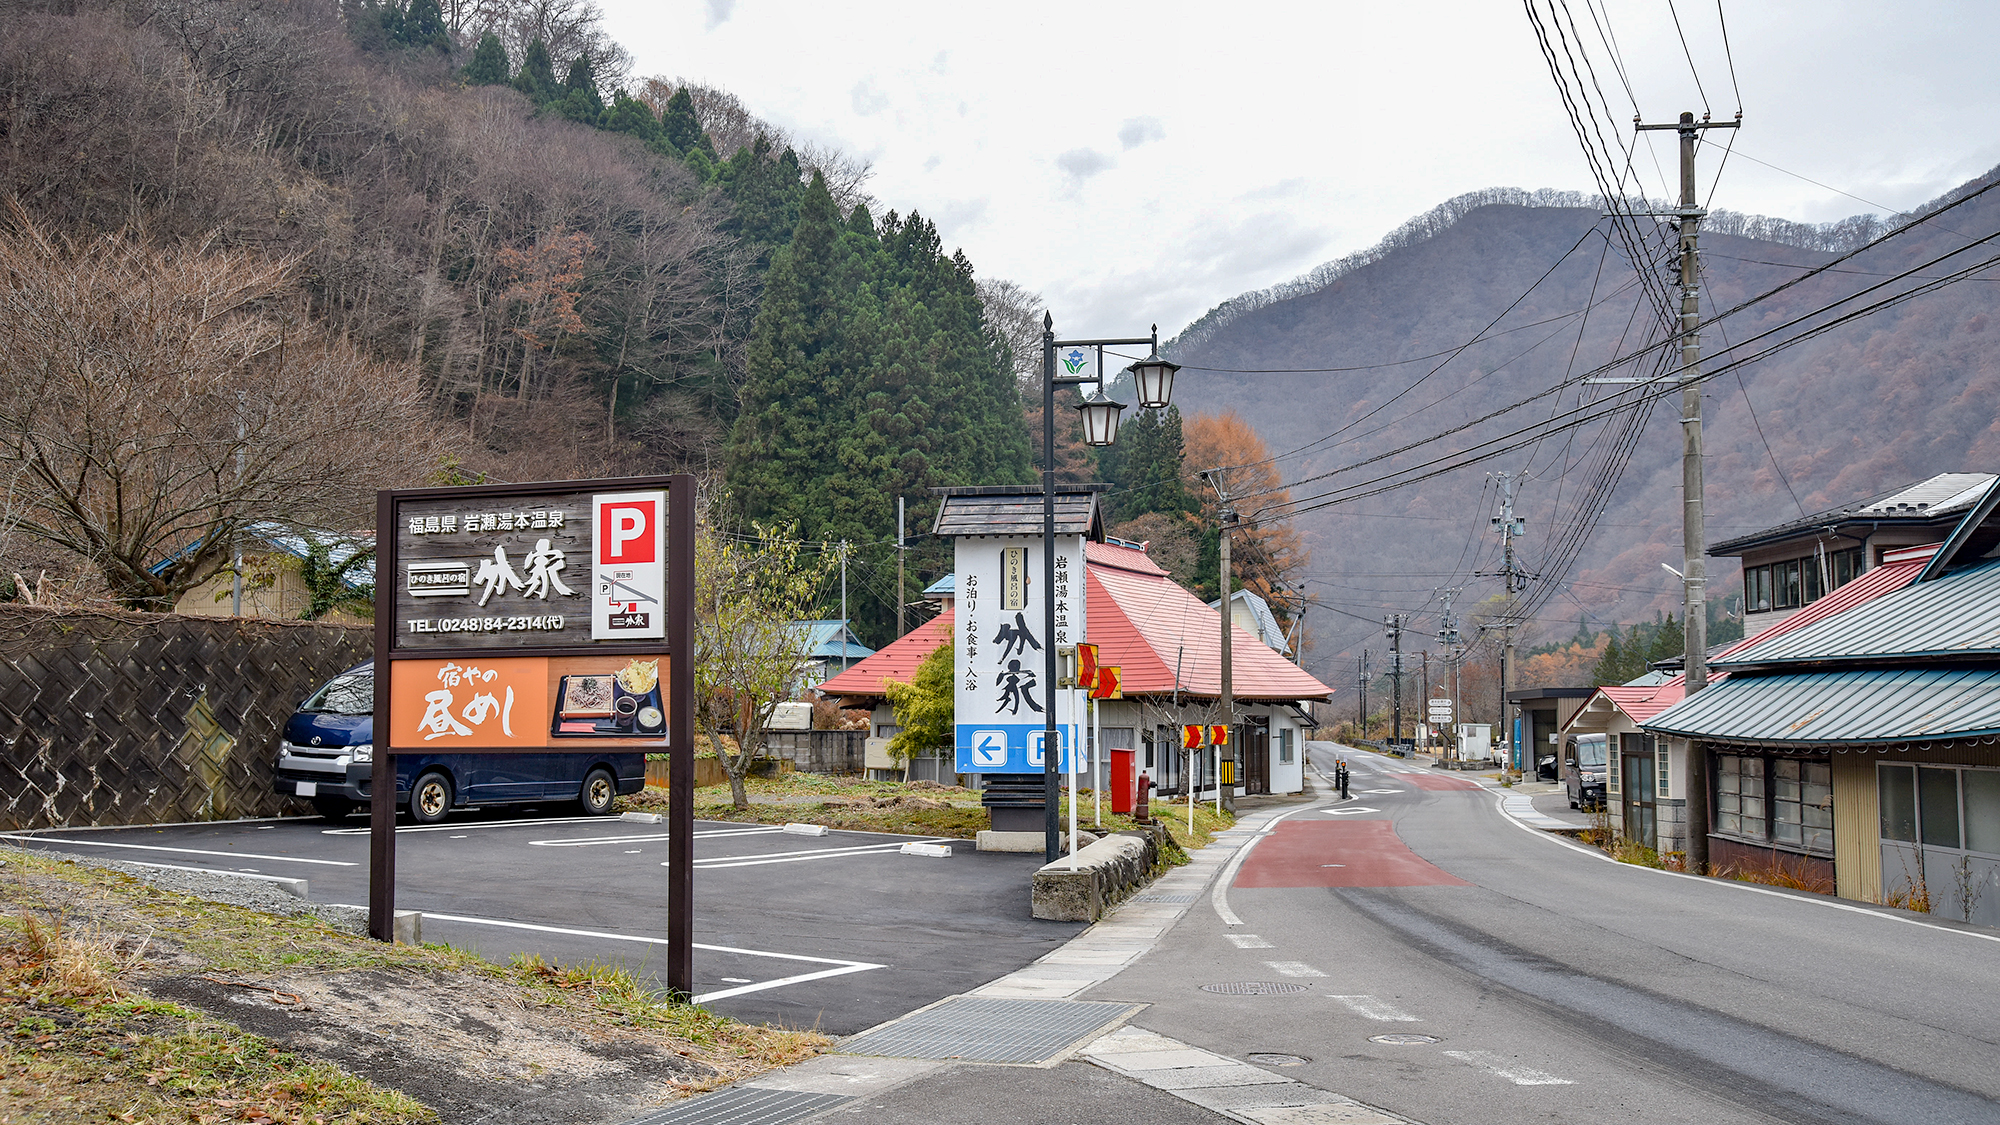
top-left (0, 606), bottom-right (371, 830)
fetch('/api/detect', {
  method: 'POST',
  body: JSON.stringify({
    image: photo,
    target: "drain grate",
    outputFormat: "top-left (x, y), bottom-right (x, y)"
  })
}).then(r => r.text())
top-left (1200, 981), bottom-right (1311, 996)
top-left (1130, 891), bottom-right (1199, 903)
top-left (1370, 1033), bottom-right (1441, 1045)
top-left (838, 996), bottom-right (1141, 1064)
top-left (1246, 1052), bottom-right (1311, 1066)
top-left (617, 1087), bottom-right (851, 1125)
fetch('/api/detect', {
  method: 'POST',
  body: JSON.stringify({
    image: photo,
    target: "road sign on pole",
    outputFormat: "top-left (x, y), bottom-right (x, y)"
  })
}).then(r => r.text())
top-left (1427, 698), bottom-right (1454, 725)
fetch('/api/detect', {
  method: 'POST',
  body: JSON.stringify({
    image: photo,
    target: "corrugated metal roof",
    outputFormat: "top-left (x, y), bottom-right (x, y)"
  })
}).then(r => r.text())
top-left (816, 611), bottom-right (954, 700)
top-left (1562, 553), bottom-right (1929, 732)
top-left (1717, 555), bottom-right (2000, 667)
top-left (1210, 589), bottom-right (1291, 656)
top-left (922, 575), bottom-right (955, 597)
top-left (1710, 471), bottom-right (1995, 554)
top-left (1641, 667), bottom-right (2000, 746)
top-left (788, 620), bottom-right (876, 661)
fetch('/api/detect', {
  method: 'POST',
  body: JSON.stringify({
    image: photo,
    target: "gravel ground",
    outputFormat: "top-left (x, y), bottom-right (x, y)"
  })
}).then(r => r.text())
top-left (3, 845), bottom-right (371, 935)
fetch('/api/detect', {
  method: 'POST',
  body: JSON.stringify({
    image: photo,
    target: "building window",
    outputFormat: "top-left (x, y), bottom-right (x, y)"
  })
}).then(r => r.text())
top-left (1716, 753), bottom-right (1831, 853)
top-left (875, 723), bottom-right (901, 739)
top-left (1657, 744), bottom-right (1672, 799)
top-left (1607, 733), bottom-right (1622, 795)
top-left (1880, 763), bottom-right (2000, 857)
top-left (1278, 728), bottom-right (1295, 764)
top-left (1744, 547), bottom-right (1864, 614)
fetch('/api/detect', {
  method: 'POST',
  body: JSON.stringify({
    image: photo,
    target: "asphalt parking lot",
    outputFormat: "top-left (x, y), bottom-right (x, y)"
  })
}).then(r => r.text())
top-left (4, 810), bottom-right (1082, 1034)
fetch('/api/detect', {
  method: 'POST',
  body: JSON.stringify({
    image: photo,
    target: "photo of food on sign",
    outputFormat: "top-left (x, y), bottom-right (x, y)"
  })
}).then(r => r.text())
top-left (388, 653), bottom-right (669, 751)
top-left (552, 657), bottom-right (663, 738)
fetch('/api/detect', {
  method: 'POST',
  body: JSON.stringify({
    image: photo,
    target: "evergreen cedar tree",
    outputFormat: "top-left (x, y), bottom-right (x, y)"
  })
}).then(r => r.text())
top-left (725, 171), bottom-right (1036, 645)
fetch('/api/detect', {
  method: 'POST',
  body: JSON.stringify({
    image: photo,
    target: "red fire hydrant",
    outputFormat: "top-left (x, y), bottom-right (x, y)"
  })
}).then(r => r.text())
top-left (1135, 770), bottom-right (1154, 823)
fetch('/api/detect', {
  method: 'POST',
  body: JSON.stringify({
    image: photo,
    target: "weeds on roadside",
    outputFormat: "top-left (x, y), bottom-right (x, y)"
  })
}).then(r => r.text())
top-left (1882, 851), bottom-right (1933, 914)
top-left (1710, 853), bottom-right (1834, 896)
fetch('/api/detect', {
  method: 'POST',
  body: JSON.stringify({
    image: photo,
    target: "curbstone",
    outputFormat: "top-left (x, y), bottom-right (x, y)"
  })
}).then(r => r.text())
top-left (1032, 831), bottom-right (1160, 922)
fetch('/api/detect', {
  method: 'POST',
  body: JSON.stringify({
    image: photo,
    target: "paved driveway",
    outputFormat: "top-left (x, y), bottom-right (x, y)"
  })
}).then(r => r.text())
top-left (6, 810), bottom-right (1082, 1034)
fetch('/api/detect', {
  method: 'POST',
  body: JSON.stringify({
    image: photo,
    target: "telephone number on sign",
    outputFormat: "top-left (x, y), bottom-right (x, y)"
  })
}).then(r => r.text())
top-left (406, 615), bottom-right (568, 633)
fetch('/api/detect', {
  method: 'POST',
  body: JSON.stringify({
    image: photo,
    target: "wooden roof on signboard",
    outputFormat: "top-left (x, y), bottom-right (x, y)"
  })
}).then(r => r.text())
top-left (930, 486), bottom-right (1107, 539)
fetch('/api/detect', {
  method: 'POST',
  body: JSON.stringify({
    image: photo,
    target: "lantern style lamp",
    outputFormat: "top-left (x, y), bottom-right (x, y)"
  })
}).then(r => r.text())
top-left (1075, 389), bottom-right (1126, 447)
top-left (1128, 353), bottom-right (1180, 410)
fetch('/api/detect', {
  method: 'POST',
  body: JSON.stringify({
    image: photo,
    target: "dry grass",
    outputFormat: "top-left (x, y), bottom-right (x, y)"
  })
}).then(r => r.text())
top-left (1714, 854), bottom-right (1836, 896)
top-left (0, 847), bottom-right (831, 1123)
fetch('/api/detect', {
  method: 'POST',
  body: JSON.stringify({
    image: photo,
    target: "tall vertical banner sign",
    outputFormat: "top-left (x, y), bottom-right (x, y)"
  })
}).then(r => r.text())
top-left (373, 476), bottom-right (696, 996)
top-left (954, 534), bottom-right (1085, 772)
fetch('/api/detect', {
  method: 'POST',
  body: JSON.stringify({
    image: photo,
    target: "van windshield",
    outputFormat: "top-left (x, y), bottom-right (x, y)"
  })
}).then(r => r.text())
top-left (1575, 736), bottom-right (1607, 768)
top-left (303, 670), bottom-right (374, 716)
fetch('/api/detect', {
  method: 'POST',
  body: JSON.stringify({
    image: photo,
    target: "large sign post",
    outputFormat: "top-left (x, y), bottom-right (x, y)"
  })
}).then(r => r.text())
top-left (952, 535), bottom-right (1086, 777)
top-left (371, 475), bottom-right (696, 995)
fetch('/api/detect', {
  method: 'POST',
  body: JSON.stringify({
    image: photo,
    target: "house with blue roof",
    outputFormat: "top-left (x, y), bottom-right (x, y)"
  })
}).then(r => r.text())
top-left (162, 524), bottom-right (374, 623)
top-left (1643, 481), bottom-right (2000, 925)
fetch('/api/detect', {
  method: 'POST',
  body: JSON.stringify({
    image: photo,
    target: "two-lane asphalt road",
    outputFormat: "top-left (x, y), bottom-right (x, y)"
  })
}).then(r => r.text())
top-left (1087, 743), bottom-right (2000, 1125)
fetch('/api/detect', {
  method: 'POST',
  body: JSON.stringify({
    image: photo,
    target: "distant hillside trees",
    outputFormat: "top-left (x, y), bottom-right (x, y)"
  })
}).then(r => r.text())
top-left (0, 216), bottom-right (443, 611)
top-left (1182, 410), bottom-right (1309, 615)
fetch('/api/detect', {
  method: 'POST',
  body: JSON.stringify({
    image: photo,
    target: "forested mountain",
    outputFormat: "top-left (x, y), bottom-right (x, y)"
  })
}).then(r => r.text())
top-left (0, 0), bottom-right (1059, 636)
top-left (1166, 175), bottom-right (2000, 690)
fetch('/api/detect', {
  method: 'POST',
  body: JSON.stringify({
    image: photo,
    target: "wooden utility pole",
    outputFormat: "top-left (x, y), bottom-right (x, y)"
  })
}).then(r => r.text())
top-left (1636, 110), bottom-right (1736, 874)
top-left (1384, 614), bottom-right (1406, 750)
top-left (1357, 649), bottom-right (1369, 740)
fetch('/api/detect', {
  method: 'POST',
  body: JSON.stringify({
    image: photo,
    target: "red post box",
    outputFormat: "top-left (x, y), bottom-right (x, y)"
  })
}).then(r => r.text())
top-left (1110, 748), bottom-right (1138, 814)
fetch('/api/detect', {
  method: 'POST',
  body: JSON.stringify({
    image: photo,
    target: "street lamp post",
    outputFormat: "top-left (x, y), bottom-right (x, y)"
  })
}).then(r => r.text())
top-left (1039, 313), bottom-right (1178, 863)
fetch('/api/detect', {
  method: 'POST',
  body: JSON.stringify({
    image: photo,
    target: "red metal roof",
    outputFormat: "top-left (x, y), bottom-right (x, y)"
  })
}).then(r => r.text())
top-left (816, 610), bottom-right (953, 699)
top-left (1576, 550), bottom-right (1934, 727)
top-left (815, 538), bottom-right (1334, 703)
top-left (1085, 541), bottom-right (1334, 701)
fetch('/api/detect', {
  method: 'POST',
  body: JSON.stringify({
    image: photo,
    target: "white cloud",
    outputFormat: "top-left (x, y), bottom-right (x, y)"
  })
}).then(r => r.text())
top-left (1056, 148), bottom-right (1115, 183)
top-left (703, 0), bottom-right (733, 30)
top-left (1118, 116), bottom-right (1166, 150)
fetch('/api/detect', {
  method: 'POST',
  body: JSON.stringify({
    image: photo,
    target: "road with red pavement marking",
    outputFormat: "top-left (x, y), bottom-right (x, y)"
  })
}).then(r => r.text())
top-left (1233, 820), bottom-right (1472, 888)
top-left (1399, 772), bottom-right (1482, 791)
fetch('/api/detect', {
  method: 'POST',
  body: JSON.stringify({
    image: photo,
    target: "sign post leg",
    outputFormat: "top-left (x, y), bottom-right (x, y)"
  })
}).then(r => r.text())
top-left (666, 473), bottom-right (696, 1000)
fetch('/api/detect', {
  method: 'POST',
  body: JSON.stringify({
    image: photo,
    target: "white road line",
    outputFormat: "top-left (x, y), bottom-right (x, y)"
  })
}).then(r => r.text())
top-left (1331, 995), bottom-right (1419, 1021)
top-left (321, 815), bottom-right (612, 836)
top-left (1443, 1049), bottom-right (1573, 1085)
top-left (1265, 960), bottom-right (1326, 978)
top-left (1319, 807), bottom-right (1381, 816)
top-left (0, 835), bottom-right (357, 867)
top-left (679, 838), bottom-right (955, 869)
top-left (1488, 791), bottom-right (2000, 946)
top-left (1500, 793), bottom-right (1574, 830)
top-left (1224, 934), bottom-right (1274, 949)
top-left (530, 826), bottom-right (784, 847)
top-left (413, 912), bottom-right (885, 1003)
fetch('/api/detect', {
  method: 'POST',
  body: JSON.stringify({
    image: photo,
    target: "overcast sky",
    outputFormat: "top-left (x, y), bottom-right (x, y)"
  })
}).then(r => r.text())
top-left (597, 1), bottom-right (2000, 344)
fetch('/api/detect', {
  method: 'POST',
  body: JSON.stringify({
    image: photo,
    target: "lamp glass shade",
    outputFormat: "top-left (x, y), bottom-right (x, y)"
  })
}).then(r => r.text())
top-left (1130, 354), bottom-right (1179, 409)
top-left (1076, 391), bottom-right (1125, 447)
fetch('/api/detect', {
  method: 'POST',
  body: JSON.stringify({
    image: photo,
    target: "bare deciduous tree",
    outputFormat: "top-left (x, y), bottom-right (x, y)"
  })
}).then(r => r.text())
top-left (0, 213), bottom-right (449, 610)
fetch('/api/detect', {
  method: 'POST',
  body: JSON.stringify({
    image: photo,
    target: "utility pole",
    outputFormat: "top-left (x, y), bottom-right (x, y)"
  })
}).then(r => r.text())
top-left (838, 539), bottom-right (850, 675)
top-left (1420, 650), bottom-right (1430, 754)
top-left (1478, 473), bottom-right (1530, 773)
top-left (1217, 501), bottom-right (1236, 812)
top-left (1384, 614), bottom-right (1406, 750)
top-left (895, 497), bottom-right (907, 639)
top-left (1436, 586), bottom-right (1463, 763)
top-left (1634, 109), bottom-right (1736, 874)
top-left (1357, 649), bottom-right (1369, 740)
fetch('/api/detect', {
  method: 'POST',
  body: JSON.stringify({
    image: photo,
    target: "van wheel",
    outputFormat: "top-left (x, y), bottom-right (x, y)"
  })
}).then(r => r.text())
top-left (409, 771), bottom-right (453, 825)
top-left (311, 796), bottom-right (355, 822)
top-left (578, 768), bottom-right (617, 816)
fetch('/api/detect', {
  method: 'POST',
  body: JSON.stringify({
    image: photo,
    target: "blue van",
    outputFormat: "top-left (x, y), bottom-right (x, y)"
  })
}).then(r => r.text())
top-left (273, 662), bottom-right (647, 823)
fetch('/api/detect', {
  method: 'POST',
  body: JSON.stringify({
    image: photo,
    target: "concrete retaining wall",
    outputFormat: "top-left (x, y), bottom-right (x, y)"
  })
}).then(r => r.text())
top-left (1031, 826), bottom-right (1166, 922)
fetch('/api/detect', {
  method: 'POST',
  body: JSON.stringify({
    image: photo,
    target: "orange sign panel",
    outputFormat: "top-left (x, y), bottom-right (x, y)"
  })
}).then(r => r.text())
top-left (1089, 665), bottom-right (1122, 700)
top-left (1076, 643), bottom-right (1100, 691)
top-left (1208, 724), bottom-right (1230, 747)
top-left (387, 654), bottom-right (667, 752)
top-left (1182, 724), bottom-right (1206, 749)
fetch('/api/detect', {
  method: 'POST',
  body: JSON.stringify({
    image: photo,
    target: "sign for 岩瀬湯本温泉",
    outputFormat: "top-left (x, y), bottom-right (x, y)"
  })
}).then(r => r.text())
top-left (391, 487), bottom-right (666, 649)
top-left (953, 534), bottom-right (1085, 773)
top-left (379, 478), bottom-right (685, 754)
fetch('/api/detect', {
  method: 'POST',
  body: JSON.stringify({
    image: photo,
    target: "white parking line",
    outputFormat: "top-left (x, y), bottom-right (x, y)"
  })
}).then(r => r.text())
top-left (0, 834), bottom-right (357, 867)
top-left (529, 826), bottom-right (784, 848)
top-left (322, 815), bottom-right (613, 836)
top-left (414, 912), bottom-right (884, 1003)
top-left (1443, 1049), bottom-right (1574, 1085)
top-left (1331, 995), bottom-right (1419, 1021)
top-left (681, 838), bottom-right (955, 869)
top-left (1224, 934), bottom-right (1274, 949)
